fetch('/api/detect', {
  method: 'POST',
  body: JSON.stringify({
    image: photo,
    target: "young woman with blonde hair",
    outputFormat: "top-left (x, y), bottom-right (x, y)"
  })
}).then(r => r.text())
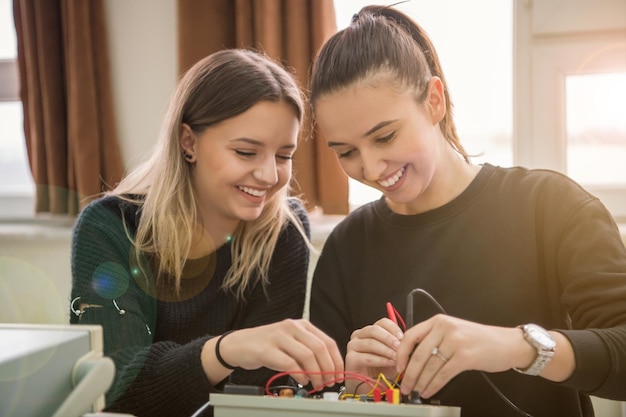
top-left (70, 48), bottom-right (343, 417)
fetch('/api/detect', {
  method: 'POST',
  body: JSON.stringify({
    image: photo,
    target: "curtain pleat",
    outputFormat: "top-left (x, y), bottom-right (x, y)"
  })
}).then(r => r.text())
top-left (13, 0), bottom-right (124, 216)
top-left (177, 0), bottom-right (348, 214)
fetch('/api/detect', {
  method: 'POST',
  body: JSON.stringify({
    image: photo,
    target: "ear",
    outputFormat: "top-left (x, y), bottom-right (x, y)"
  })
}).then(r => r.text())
top-left (426, 77), bottom-right (446, 125)
top-left (179, 123), bottom-right (196, 155)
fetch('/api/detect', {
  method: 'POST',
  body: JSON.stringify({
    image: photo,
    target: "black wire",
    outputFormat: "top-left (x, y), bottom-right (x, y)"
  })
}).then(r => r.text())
top-left (267, 384), bottom-right (297, 395)
top-left (480, 373), bottom-right (533, 417)
top-left (352, 380), bottom-right (367, 397)
top-left (408, 288), bottom-right (534, 417)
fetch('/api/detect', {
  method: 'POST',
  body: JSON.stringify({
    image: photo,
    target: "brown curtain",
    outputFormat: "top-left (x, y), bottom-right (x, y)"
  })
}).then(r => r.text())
top-left (13, 0), bottom-right (124, 216)
top-left (178, 0), bottom-right (348, 214)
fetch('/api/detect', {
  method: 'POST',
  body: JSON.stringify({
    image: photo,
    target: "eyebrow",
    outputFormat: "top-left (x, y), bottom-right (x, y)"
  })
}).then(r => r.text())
top-left (230, 137), bottom-right (296, 150)
top-left (327, 119), bottom-right (398, 148)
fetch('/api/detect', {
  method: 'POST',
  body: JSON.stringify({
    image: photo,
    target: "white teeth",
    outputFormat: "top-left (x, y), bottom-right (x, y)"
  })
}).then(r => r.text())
top-left (238, 186), bottom-right (267, 197)
top-left (378, 166), bottom-right (405, 188)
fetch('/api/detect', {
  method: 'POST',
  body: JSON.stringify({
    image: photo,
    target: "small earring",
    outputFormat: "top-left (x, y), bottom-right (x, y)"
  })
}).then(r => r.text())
top-left (182, 151), bottom-right (193, 161)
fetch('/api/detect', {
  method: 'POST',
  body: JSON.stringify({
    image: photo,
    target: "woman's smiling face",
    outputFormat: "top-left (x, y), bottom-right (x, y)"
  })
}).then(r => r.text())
top-left (183, 100), bottom-right (299, 229)
top-left (314, 79), bottom-right (448, 212)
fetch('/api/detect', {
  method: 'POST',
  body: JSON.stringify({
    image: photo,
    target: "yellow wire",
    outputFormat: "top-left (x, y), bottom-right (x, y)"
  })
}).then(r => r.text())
top-left (339, 372), bottom-right (404, 401)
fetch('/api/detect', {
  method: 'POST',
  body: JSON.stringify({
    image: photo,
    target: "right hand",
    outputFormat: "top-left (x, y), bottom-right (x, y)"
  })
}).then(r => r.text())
top-left (208, 319), bottom-right (344, 388)
top-left (345, 317), bottom-right (403, 393)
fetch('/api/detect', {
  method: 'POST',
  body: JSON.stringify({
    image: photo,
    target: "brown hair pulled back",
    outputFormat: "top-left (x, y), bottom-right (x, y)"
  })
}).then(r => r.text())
top-left (310, 5), bottom-right (469, 162)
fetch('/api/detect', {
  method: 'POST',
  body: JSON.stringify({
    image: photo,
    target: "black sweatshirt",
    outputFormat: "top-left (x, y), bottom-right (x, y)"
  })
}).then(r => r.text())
top-left (310, 163), bottom-right (626, 417)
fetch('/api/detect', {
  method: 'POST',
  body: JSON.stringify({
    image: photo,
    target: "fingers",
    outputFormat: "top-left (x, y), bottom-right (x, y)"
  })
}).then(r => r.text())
top-left (347, 321), bottom-right (401, 369)
top-left (374, 317), bottom-right (405, 340)
top-left (287, 320), bottom-right (344, 387)
top-left (398, 340), bottom-right (453, 397)
top-left (247, 319), bottom-right (344, 388)
top-left (338, 318), bottom-right (403, 394)
top-left (394, 314), bottom-right (456, 397)
top-left (420, 349), bottom-right (455, 397)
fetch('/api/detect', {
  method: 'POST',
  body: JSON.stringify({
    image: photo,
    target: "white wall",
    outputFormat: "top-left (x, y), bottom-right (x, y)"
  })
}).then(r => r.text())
top-left (0, 219), bottom-right (73, 324)
top-left (0, 1), bottom-right (178, 325)
top-left (104, 0), bottom-right (178, 171)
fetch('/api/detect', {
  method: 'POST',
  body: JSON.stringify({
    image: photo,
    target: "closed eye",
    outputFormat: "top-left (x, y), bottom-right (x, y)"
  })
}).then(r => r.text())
top-left (337, 149), bottom-right (355, 159)
top-left (235, 150), bottom-right (256, 157)
top-left (375, 132), bottom-right (396, 144)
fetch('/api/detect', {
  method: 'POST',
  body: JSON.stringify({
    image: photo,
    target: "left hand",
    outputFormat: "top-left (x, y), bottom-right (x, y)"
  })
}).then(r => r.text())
top-left (345, 317), bottom-right (403, 393)
top-left (395, 314), bottom-right (528, 398)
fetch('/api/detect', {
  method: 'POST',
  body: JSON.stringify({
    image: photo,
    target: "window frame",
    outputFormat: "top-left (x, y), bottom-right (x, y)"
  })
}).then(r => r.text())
top-left (0, 0), bottom-right (37, 219)
top-left (514, 0), bottom-right (626, 221)
top-left (0, 56), bottom-right (35, 218)
top-left (0, 58), bottom-right (18, 99)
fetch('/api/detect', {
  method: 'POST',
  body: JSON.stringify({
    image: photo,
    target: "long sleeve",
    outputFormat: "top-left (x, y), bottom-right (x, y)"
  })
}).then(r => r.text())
top-left (70, 198), bottom-right (215, 416)
top-left (546, 195), bottom-right (626, 399)
top-left (309, 164), bottom-right (626, 416)
top-left (70, 197), bottom-right (311, 416)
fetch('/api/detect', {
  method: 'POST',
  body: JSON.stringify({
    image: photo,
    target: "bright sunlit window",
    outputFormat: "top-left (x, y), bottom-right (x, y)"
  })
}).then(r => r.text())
top-left (566, 72), bottom-right (626, 186)
top-left (0, 0), bottom-right (34, 215)
top-left (333, 0), bottom-right (513, 209)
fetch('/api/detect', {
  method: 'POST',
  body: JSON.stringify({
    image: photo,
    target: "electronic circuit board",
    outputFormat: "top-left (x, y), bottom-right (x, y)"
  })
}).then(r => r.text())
top-left (209, 393), bottom-right (461, 417)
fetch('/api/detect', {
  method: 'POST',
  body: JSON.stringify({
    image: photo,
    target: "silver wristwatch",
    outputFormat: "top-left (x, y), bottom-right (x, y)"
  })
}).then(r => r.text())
top-left (513, 323), bottom-right (556, 376)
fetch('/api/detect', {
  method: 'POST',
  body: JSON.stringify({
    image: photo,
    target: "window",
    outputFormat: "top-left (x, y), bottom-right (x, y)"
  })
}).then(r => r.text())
top-left (334, 1), bottom-right (626, 221)
top-left (566, 73), bottom-right (626, 186)
top-left (333, 0), bottom-right (513, 209)
top-left (0, 0), bottom-right (34, 217)
top-left (515, 0), bottom-right (626, 220)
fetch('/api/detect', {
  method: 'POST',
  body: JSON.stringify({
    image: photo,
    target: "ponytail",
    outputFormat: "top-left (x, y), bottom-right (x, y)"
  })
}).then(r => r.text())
top-left (312, 5), bottom-right (470, 162)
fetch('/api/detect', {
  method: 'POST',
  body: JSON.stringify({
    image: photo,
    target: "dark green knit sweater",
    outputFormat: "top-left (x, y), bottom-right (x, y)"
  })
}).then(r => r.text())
top-left (70, 195), bottom-right (310, 417)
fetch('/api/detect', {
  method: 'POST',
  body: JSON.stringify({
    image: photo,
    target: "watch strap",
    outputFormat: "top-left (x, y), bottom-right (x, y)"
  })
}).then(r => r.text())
top-left (513, 324), bottom-right (556, 376)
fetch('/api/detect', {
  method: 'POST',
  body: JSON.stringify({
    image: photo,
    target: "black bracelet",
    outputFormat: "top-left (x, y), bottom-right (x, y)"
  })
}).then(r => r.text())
top-left (215, 330), bottom-right (237, 370)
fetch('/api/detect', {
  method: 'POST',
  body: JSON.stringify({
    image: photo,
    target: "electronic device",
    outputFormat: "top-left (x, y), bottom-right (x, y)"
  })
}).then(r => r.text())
top-left (0, 323), bottom-right (115, 417)
top-left (209, 393), bottom-right (461, 417)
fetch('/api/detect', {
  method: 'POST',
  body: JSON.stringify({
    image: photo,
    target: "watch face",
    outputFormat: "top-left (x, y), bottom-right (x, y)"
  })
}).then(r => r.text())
top-left (527, 325), bottom-right (556, 349)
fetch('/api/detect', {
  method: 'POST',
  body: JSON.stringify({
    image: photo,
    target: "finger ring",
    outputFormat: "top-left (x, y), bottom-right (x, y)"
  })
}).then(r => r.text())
top-left (431, 347), bottom-right (448, 363)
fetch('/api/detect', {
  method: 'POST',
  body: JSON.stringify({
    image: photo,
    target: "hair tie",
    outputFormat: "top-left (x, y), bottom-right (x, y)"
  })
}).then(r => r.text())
top-left (215, 330), bottom-right (237, 370)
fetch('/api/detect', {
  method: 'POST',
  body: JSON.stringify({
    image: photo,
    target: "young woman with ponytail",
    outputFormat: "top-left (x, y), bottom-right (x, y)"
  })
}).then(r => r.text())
top-left (308, 5), bottom-right (626, 416)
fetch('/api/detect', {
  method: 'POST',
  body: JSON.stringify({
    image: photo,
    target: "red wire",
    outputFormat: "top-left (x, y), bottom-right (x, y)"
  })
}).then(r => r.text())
top-left (264, 370), bottom-right (378, 396)
top-left (392, 304), bottom-right (407, 331)
top-left (386, 302), bottom-right (407, 331)
top-left (263, 304), bottom-right (408, 397)
top-left (386, 302), bottom-right (398, 325)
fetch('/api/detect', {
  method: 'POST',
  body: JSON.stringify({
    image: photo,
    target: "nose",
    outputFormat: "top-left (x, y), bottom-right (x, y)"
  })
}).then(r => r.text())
top-left (361, 149), bottom-right (385, 182)
top-left (252, 157), bottom-right (278, 185)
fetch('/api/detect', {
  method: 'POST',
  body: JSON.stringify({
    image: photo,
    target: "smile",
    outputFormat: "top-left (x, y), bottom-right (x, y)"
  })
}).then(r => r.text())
top-left (238, 186), bottom-right (267, 197)
top-left (378, 166), bottom-right (406, 188)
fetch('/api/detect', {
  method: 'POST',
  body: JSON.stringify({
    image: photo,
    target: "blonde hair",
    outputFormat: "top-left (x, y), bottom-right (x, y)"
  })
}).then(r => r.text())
top-left (110, 49), bottom-right (309, 298)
